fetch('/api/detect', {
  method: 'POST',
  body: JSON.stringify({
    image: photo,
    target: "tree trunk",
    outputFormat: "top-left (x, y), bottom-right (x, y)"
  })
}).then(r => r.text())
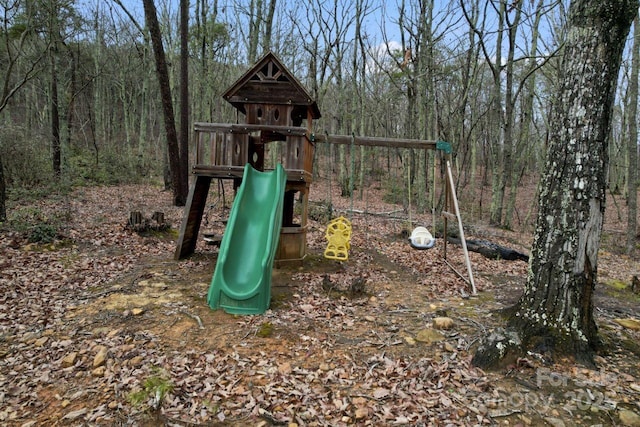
top-left (143, 0), bottom-right (185, 206)
top-left (179, 0), bottom-right (190, 202)
top-left (501, 3), bottom-right (523, 230)
top-left (248, 0), bottom-right (263, 63)
top-left (0, 155), bottom-right (6, 222)
top-left (50, 45), bottom-right (61, 177)
top-left (138, 54), bottom-right (150, 158)
top-left (474, 0), bottom-right (637, 368)
top-left (416, 0), bottom-right (436, 213)
top-left (65, 45), bottom-right (77, 151)
top-left (458, 0), bottom-right (482, 219)
top-left (505, 0), bottom-right (546, 230)
top-left (488, 1), bottom-right (506, 226)
top-left (627, 14), bottom-right (639, 255)
top-left (339, 144), bottom-right (350, 197)
top-left (352, 0), bottom-right (370, 200)
top-left (262, 0), bottom-right (277, 53)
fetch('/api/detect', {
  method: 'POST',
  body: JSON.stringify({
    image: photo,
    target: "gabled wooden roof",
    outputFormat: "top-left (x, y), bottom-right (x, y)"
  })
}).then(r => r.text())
top-left (223, 51), bottom-right (321, 119)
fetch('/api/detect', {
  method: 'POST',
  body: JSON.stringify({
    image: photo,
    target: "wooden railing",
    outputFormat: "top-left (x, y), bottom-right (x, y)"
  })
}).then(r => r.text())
top-left (192, 122), bottom-right (314, 182)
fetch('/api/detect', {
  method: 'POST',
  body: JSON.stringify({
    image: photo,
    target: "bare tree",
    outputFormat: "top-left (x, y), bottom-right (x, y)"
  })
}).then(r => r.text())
top-left (247, 0), bottom-right (262, 62)
top-left (50, 37), bottom-right (60, 176)
top-left (627, 14), bottom-right (639, 255)
top-left (261, 0), bottom-right (276, 53)
top-left (473, 0), bottom-right (637, 368)
top-left (179, 0), bottom-right (189, 201)
top-left (0, 1), bottom-right (47, 113)
top-left (504, 0), bottom-right (554, 229)
top-left (299, 0), bottom-right (355, 196)
top-left (0, 0), bottom-right (57, 216)
top-left (0, 151), bottom-right (5, 221)
top-left (352, 0), bottom-right (373, 200)
top-left (462, 0), bottom-right (559, 227)
top-left (142, 0), bottom-right (187, 206)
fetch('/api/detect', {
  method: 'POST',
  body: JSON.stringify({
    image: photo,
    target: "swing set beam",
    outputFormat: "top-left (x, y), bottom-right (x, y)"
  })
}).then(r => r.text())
top-left (312, 133), bottom-right (451, 153)
top-left (314, 132), bottom-right (476, 296)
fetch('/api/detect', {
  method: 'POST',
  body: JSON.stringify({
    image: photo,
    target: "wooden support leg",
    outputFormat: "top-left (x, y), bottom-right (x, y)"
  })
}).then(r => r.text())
top-left (174, 175), bottom-right (212, 260)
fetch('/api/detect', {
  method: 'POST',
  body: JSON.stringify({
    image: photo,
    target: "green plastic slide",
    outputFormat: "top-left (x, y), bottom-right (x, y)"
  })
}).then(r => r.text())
top-left (207, 163), bottom-right (287, 314)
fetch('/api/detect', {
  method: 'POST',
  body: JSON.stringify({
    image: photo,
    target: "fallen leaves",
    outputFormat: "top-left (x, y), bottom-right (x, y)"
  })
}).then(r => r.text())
top-left (0, 183), bottom-right (638, 426)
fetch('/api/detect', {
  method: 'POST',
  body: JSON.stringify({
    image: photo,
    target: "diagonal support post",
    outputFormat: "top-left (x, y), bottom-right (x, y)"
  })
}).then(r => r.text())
top-left (442, 160), bottom-right (477, 295)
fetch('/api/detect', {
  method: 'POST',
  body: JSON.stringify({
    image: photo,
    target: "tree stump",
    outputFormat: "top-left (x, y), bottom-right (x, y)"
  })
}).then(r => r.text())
top-left (127, 211), bottom-right (168, 232)
top-left (151, 211), bottom-right (164, 224)
top-left (151, 211), bottom-right (168, 230)
top-left (128, 211), bottom-right (143, 229)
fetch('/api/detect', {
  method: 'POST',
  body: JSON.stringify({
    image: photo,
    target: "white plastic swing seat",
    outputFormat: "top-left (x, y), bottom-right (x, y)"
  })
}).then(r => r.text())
top-left (409, 226), bottom-right (436, 250)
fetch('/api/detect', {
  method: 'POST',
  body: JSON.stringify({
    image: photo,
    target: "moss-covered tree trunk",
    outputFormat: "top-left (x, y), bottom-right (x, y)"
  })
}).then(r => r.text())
top-left (474, 0), bottom-right (637, 368)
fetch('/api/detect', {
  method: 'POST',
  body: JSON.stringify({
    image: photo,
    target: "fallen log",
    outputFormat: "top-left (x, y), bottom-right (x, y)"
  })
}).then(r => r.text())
top-left (448, 237), bottom-right (529, 262)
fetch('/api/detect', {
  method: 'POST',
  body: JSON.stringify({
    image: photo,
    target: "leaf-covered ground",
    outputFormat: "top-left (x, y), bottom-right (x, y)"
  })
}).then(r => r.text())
top-left (1, 181), bottom-right (639, 426)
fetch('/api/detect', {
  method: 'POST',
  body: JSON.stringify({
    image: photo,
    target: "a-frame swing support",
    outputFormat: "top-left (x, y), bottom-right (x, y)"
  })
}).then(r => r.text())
top-left (313, 134), bottom-right (477, 296)
top-left (443, 160), bottom-right (477, 295)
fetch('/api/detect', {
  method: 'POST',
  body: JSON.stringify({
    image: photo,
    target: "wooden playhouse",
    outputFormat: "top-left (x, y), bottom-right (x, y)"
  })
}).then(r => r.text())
top-left (174, 52), bottom-right (321, 266)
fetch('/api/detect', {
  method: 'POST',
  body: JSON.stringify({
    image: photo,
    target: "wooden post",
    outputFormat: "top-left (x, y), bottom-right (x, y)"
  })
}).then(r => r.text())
top-left (444, 161), bottom-right (477, 296)
top-left (174, 175), bottom-right (212, 259)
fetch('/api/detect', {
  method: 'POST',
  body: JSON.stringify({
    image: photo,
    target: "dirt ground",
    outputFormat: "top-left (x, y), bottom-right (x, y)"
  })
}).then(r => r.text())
top-left (0, 180), bottom-right (639, 426)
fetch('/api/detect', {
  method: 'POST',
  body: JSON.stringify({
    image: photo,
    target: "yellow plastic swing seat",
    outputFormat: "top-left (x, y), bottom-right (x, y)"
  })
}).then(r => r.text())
top-left (324, 216), bottom-right (352, 261)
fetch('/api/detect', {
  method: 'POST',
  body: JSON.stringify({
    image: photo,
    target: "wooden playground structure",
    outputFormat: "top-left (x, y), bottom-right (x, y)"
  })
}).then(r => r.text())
top-left (174, 51), bottom-right (476, 294)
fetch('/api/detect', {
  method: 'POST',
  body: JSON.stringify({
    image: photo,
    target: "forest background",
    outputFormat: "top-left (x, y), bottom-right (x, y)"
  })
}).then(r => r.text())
top-left (1, 1), bottom-right (640, 424)
top-left (0, 0), bottom-right (638, 250)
